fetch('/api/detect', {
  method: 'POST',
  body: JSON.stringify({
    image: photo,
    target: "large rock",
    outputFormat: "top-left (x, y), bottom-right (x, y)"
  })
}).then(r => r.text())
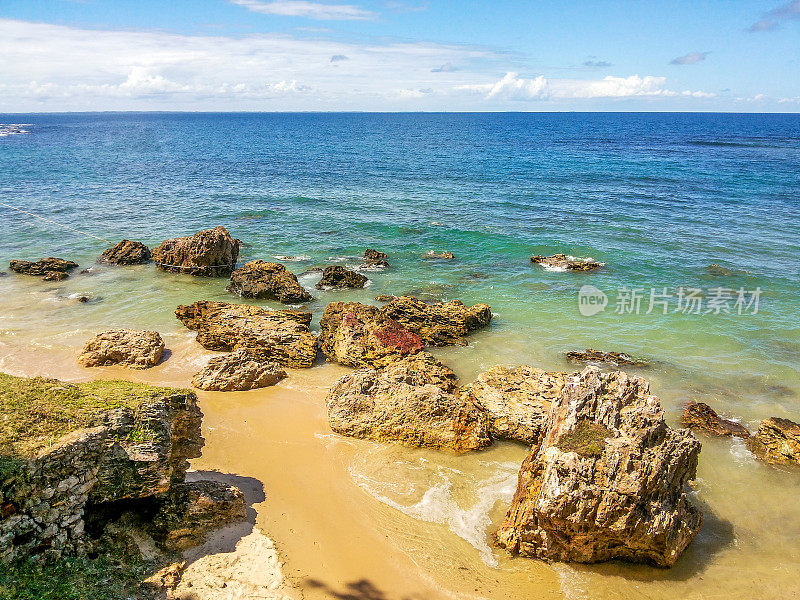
top-left (326, 353), bottom-right (490, 452)
top-left (747, 417), bottom-right (800, 465)
top-left (382, 296), bottom-right (492, 346)
top-left (99, 240), bottom-right (151, 265)
top-left (192, 349), bottom-right (287, 391)
top-left (151, 226), bottom-right (239, 277)
top-left (461, 366), bottom-right (568, 444)
top-left (175, 301), bottom-right (317, 368)
top-left (495, 366), bottom-right (702, 567)
top-left (316, 265), bottom-right (369, 290)
top-left (227, 260), bottom-right (312, 303)
top-left (77, 329), bottom-right (165, 369)
top-left (531, 254), bottom-right (603, 272)
top-left (9, 257), bottom-right (78, 279)
top-left (682, 402), bottom-right (750, 438)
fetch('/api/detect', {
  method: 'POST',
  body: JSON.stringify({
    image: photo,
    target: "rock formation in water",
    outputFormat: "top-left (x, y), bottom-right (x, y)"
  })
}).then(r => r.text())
top-left (315, 265), bottom-right (369, 289)
top-left (423, 250), bottom-right (455, 259)
top-left (382, 296), bottom-right (492, 346)
top-left (9, 257), bottom-right (78, 280)
top-left (681, 402), bottom-right (750, 438)
top-left (99, 240), bottom-right (152, 265)
top-left (565, 349), bottom-right (647, 367)
top-left (77, 329), bottom-right (165, 369)
top-left (227, 260), bottom-right (312, 303)
top-left (151, 226), bottom-right (239, 277)
top-left (192, 349), bottom-right (287, 391)
top-left (362, 248), bottom-right (389, 269)
top-left (461, 366), bottom-right (569, 444)
top-left (495, 366), bottom-right (702, 567)
top-left (326, 352), bottom-right (490, 452)
top-left (747, 417), bottom-right (800, 465)
top-left (531, 254), bottom-right (603, 272)
top-left (374, 294), bottom-right (396, 302)
top-left (175, 300), bottom-right (317, 368)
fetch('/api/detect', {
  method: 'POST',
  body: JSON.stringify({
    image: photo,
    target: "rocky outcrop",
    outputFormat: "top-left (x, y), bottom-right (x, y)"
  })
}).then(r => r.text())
top-left (495, 367), bottom-right (702, 567)
top-left (151, 226), bottom-right (239, 277)
top-left (192, 349), bottom-right (287, 391)
top-left (316, 265), bottom-right (369, 289)
top-left (682, 402), bottom-right (750, 438)
top-left (227, 260), bottom-right (312, 303)
top-left (99, 240), bottom-right (151, 265)
top-left (175, 301), bottom-right (317, 368)
top-left (77, 330), bottom-right (165, 369)
top-left (326, 353), bottom-right (490, 452)
top-left (423, 251), bottom-right (455, 259)
top-left (362, 248), bottom-right (389, 269)
top-left (382, 296), bottom-right (492, 346)
top-left (565, 349), bottom-right (647, 367)
top-left (747, 417), bottom-right (800, 465)
top-left (9, 257), bottom-right (78, 280)
top-left (531, 254), bottom-right (603, 272)
top-left (461, 366), bottom-right (568, 444)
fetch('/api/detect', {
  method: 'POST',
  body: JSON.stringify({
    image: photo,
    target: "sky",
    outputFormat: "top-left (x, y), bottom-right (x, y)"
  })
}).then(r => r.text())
top-left (1, 0), bottom-right (798, 112)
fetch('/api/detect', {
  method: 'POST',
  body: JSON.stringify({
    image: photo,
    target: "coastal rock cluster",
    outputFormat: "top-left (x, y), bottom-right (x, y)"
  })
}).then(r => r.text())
top-left (151, 226), bottom-right (239, 277)
top-left (9, 257), bottom-right (78, 280)
top-left (77, 329), bottom-right (165, 369)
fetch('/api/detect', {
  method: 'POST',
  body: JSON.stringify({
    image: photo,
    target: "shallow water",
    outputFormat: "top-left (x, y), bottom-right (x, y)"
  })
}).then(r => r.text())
top-left (1, 113), bottom-right (800, 598)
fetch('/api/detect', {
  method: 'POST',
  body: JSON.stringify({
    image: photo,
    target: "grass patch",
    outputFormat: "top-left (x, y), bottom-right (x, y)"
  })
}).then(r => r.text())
top-left (0, 373), bottom-right (187, 459)
top-left (556, 421), bottom-right (611, 457)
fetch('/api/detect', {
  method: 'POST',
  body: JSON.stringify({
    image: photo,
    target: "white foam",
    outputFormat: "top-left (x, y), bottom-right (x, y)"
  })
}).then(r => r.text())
top-left (274, 254), bottom-right (310, 262)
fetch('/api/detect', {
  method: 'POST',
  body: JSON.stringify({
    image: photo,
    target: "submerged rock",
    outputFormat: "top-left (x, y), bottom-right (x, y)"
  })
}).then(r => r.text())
top-left (326, 353), bottom-right (490, 452)
top-left (362, 248), bottom-right (389, 269)
top-left (151, 226), bottom-right (239, 277)
top-left (531, 254), bottom-right (603, 272)
top-left (682, 402), bottom-right (750, 438)
top-left (175, 301), bottom-right (317, 368)
top-left (77, 329), bottom-right (165, 369)
top-left (566, 348), bottom-right (647, 367)
top-left (9, 257), bottom-right (78, 279)
top-left (227, 260), bottom-right (312, 303)
top-left (495, 366), bottom-right (702, 567)
top-left (747, 417), bottom-right (800, 466)
top-left (461, 366), bottom-right (569, 444)
top-left (704, 263), bottom-right (749, 277)
top-left (375, 294), bottom-right (396, 302)
top-left (316, 265), bottom-right (369, 289)
top-left (423, 250), bottom-right (455, 260)
top-left (99, 240), bottom-right (151, 265)
top-left (192, 349), bottom-right (287, 391)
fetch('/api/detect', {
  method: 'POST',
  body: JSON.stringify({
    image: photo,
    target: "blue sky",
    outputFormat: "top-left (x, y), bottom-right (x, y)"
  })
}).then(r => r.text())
top-left (1, 0), bottom-right (798, 111)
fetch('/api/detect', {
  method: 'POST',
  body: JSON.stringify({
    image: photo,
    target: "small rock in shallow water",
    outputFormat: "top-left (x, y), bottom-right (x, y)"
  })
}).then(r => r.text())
top-left (423, 250), bottom-right (455, 259)
top-left (362, 248), bottom-right (389, 269)
top-left (375, 294), bottom-right (396, 302)
top-left (192, 348), bottom-right (287, 391)
top-left (531, 253), bottom-right (603, 272)
top-left (747, 417), bottom-right (800, 466)
top-left (99, 239), bottom-right (151, 265)
top-left (566, 348), bottom-right (647, 367)
top-left (9, 257), bottom-right (78, 279)
top-left (227, 260), bottom-right (312, 304)
top-left (77, 329), bottom-right (165, 369)
top-left (681, 402), bottom-right (750, 438)
top-left (315, 265), bottom-right (368, 289)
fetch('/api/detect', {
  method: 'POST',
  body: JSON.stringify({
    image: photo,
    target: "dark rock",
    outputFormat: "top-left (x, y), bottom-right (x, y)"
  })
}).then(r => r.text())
top-left (100, 240), bottom-right (151, 265)
top-left (151, 226), bottom-right (239, 277)
top-left (9, 257), bottom-right (78, 279)
top-left (681, 402), bottom-right (750, 438)
top-left (316, 265), bottom-right (368, 290)
top-left (375, 294), bottom-right (396, 302)
top-left (566, 348), bottom-right (647, 367)
top-left (227, 260), bottom-right (312, 304)
top-left (531, 254), bottom-right (603, 272)
top-left (362, 248), bottom-right (389, 269)
top-left (747, 417), bottom-right (800, 466)
top-left (43, 271), bottom-right (69, 281)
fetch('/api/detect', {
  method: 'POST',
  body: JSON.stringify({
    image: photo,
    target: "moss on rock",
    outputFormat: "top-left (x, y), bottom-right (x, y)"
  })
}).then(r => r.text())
top-left (556, 421), bottom-right (611, 457)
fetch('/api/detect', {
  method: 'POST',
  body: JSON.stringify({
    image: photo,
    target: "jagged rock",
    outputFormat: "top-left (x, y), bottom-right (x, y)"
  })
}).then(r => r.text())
top-left (99, 240), bottom-right (151, 265)
top-left (461, 366), bottom-right (568, 444)
top-left (227, 260), bottom-right (312, 303)
top-left (423, 250), bottom-right (455, 259)
top-left (375, 294), bottom-right (396, 302)
top-left (9, 257), bottom-right (78, 279)
top-left (175, 301), bottom-right (317, 368)
top-left (192, 349), bottom-right (287, 391)
top-left (531, 254), bottom-right (603, 272)
top-left (362, 248), bottom-right (389, 269)
top-left (382, 296), bottom-right (492, 346)
top-left (151, 226), bottom-right (239, 277)
top-left (682, 402), bottom-right (750, 438)
top-left (566, 348), bottom-right (647, 367)
top-left (326, 353), bottom-right (490, 452)
top-left (316, 265), bottom-right (368, 289)
top-left (747, 417), bottom-right (800, 465)
top-left (77, 329), bottom-right (165, 369)
top-left (495, 366), bottom-right (702, 567)
top-left (153, 480), bottom-right (247, 551)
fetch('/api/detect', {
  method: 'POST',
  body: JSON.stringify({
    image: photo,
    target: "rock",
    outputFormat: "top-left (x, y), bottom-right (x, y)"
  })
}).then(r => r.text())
top-left (175, 301), bottom-right (317, 368)
top-left (9, 257), bottom-right (78, 279)
top-left (461, 366), bottom-right (568, 444)
top-left (375, 294), bottom-right (396, 302)
top-left (99, 240), bottom-right (151, 265)
top-left (153, 480), bottom-right (247, 551)
top-left (382, 296), bottom-right (492, 346)
top-left (151, 226), bottom-right (239, 277)
top-left (705, 263), bottom-right (749, 277)
top-left (682, 402), bottom-right (750, 438)
top-left (362, 248), bottom-right (389, 269)
top-left (495, 366), bottom-right (702, 567)
top-left (423, 250), bottom-right (455, 259)
top-left (227, 260), bottom-right (312, 303)
top-left (531, 254), bottom-right (603, 272)
top-left (77, 330), bottom-right (165, 369)
top-left (747, 417), bottom-right (800, 465)
top-left (192, 349), bottom-right (287, 391)
top-left (565, 348), bottom-right (647, 367)
top-left (316, 265), bottom-right (369, 290)
top-left (326, 353), bottom-right (490, 452)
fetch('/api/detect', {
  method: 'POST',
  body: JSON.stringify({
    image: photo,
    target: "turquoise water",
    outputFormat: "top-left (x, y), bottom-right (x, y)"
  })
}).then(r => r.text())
top-left (1, 112), bottom-right (800, 597)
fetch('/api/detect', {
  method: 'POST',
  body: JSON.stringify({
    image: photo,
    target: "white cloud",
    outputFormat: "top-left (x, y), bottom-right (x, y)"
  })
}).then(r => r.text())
top-left (458, 72), bottom-right (546, 99)
top-left (231, 0), bottom-right (375, 21)
top-left (749, 0), bottom-right (800, 32)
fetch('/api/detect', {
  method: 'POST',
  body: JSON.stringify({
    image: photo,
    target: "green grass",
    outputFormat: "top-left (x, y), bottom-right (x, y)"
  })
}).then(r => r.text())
top-left (556, 421), bottom-right (612, 457)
